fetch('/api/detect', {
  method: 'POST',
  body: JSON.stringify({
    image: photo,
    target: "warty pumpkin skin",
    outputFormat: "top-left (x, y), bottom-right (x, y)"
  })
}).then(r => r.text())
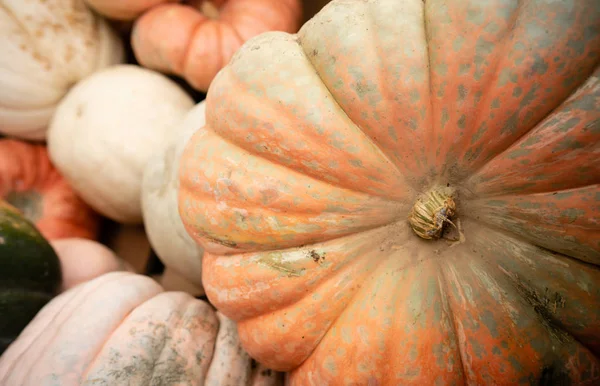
top-left (0, 200), bottom-right (62, 355)
top-left (0, 0), bottom-right (124, 141)
top-left (142, 101), bottom-right (207, 291)
top-left (0, 139), bottom-right (99, 240)
top-left (0, 271), bottom-right (283, 385)
top-left (86, 0), bottom-right (302, 91)
top-left (178, 0), bottom-right (600, 384)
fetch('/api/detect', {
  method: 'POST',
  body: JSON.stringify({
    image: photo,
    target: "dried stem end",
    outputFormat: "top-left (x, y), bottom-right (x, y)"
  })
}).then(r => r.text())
top-left (408, 186), bottom-right (457, 240)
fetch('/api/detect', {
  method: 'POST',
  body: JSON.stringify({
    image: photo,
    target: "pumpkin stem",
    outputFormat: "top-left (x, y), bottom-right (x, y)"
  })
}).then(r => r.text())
top-left (200, 1), bottom-right (220, 19)
top-left (408, 186), bottom-right (457, 240)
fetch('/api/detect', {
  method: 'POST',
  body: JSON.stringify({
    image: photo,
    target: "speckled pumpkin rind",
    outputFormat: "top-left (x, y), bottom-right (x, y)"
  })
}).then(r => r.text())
top-left (179, 0), bottom-right (600, 384)
top-left (0, 272), bottom-right (283, 385)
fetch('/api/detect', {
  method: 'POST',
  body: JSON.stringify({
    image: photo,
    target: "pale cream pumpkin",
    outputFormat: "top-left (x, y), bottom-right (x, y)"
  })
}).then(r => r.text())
top-left (0, 0), bottom-right (124, 141)
top-left (0, 272), bottom-right (283, 385)
top-left (47, 64), bottom-right (195, 224)
top-left (142, 101), bottom-right (206, 291)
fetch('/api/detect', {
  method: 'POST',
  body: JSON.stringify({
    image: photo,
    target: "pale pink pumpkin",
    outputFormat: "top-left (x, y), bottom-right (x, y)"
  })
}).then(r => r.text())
top-left (0, 272), bottom-right (283, 385)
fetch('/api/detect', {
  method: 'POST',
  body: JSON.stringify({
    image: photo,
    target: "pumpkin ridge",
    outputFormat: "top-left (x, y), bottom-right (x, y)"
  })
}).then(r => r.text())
top-left (463, 68), bottom-right (600, 186)
top-left (434, 257), bottom-right (467, 380)
top-left (0, 281), bottom-right (84, 382)
top-left (73, 274), bottom-right (165, 382)
top-left (463, 213), bottom-right (599, 267)
top-left (432, 0), bottom-right (521, 180)
top-left (462, 221), bottom-right (600, 340)
top-left (202, 115), bottom-right (406, 201)
top-left (203, 223), bottom-right (399, 319)
top-left (297, 30), bottom-right (411, 187)
top-left (19, 273), bottom-right (135, 383)
top-left (206, 67), bottom-right (411, 200)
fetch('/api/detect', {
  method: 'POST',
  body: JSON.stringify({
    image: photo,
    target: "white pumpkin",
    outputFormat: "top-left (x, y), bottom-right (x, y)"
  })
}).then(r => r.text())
top-left (47, 64), bottom-right (195, 223)
top-left (0, 0), bottom-right (123, 140)
top-left (142, 102), bottom-right (206, 291)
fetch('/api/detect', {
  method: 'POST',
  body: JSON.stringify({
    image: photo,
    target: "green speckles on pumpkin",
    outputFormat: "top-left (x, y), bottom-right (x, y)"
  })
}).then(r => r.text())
top-left (507, 148), bottom-right (533, 159)
top-left (466, 8), bottom-right (484, 25)
top-left (531, 53), bottom-right (549, 75)
top-left (409, 89), bottom-right (421, 103)
top-left (552, 137), bottom-right (585, 152)
top-left (435, 63), bottom-right (448, 76)
top-left (472, 123), bottom-right (488, 143)
top-left (561, 208), bottom-right (585, 222)
top-left (458, 85), bottom-right (467, 101)
top-left (519, 85), bottom-right (539, 109)
top-left (498, 68), bottom-right (518, 87)
top-left (512, 87), bottom-right (523, 97)
top-left (501, 113), bottom-right (519, 135)
top-left (516, 201), bottom-right (541, 210)
top-left (485, 200), bottom-right (507, 207)
top-left (409, 118), bottom-right (418, 131)
top-left (457, 115), bottom-right (466, 130)
top-left (388, 126), bottom-right (398, 141)
top-left (349, 159), bottom-right (364, 168)
top-left (453, 36), bottom-right (465, 52)
top-left (441, 109), bottom-right (449, 128)
top-left (459, 63), bottom-right (471, 75)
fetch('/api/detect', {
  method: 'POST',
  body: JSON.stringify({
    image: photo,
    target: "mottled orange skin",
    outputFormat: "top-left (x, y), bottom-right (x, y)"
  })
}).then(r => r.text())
top-left (130, 0), bottom-right (302, 91)
top-left (179, 0), bottom-right (600, 384)
top-left (0, 139), bottom-right (99, 240)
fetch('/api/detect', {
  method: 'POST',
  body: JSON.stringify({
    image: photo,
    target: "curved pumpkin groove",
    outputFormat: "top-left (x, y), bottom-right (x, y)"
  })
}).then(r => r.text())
top-left (202, 224), bottom-right (401, 319)
top-left (0, 282), bottom-right (80, 381)
top-left (291, 257), bottom-right (465, 384)
top-left (467, 68), bottom-right (600, 196)
top-left (425, 0), bottom-right (600, 181)
top-left (466, 223), bottom-right (600, 354)
top-left (297, 0), bottom-right (432, 182)
top-left (440, 250), bottom-right (600, 384)
top-left (179, 0), bottom-right (600, 383)
top-left (179, 130), bottom-right (407, 253)
top-left (464, 185), bottom-right (600, 264)
top-left (206, 34), bottom-right (411, 200)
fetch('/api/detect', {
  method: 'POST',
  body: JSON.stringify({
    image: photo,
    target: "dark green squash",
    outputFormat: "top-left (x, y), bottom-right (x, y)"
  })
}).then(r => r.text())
top-left (0, 200), bottom-right (62, 355)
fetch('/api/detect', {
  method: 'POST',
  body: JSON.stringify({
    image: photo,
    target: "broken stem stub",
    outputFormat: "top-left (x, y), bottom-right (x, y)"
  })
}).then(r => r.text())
top-left (408, 186), bottom-right (457, 240)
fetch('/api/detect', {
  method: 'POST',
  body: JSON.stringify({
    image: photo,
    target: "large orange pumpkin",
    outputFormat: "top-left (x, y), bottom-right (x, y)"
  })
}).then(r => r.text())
top-left (0, 139), bottom-right (99, 240)
top-left (178, 0), bottom-right (600, 384)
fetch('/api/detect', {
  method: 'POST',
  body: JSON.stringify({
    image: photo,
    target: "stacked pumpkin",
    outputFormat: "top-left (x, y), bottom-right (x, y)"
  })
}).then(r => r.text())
top-left (1, 0), bottom-right (599, 384)
top-left (0, 0), bottom-right (302, 383)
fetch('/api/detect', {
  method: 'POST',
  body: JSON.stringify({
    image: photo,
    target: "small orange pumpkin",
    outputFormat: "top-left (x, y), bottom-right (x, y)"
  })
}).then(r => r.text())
top-left (85, 0), bottom-right (303, 91)
top-left (0, 139), bottom-right (99, 240)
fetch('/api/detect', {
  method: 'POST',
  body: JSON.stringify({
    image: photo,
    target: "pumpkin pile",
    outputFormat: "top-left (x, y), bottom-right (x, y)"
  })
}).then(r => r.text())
top-left (1, 0), bottom-right (598, 384)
